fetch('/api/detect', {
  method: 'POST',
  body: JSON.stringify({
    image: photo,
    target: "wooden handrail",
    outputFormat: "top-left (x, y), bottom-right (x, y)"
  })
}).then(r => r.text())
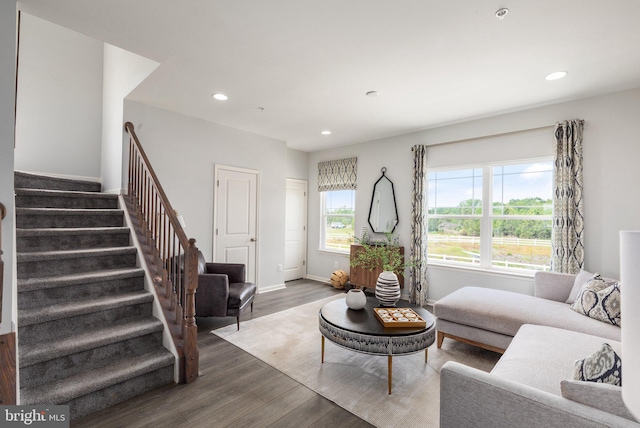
top-left (124, 122), bottom-right (199, 383)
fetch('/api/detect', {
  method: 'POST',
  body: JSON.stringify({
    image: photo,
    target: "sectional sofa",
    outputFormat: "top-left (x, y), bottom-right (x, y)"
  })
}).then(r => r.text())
top-left (434, 271), bottom-right (638, 427)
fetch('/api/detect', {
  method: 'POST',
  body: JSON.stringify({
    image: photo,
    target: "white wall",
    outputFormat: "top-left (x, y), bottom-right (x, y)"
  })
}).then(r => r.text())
top-left (286, 148), bottom-right (309, 181)
top-left (0, 0), bottom-right (17, 335)
top-left (124, 101), bottom-right (288, 290)
top-left (307, 88), bottom-right (640, 301)
top-left (101, 44), bottom-right (159, 194)
top-left (14, 13), bottom-right (103, 180)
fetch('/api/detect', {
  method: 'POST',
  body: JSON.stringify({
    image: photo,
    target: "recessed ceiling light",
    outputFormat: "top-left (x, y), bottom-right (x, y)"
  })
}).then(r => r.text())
top-left (321, 130), bottom-right (332, 135)
top-left (545, 71), bottom-right (567, 81)
top-left (366, 91), bottom-right (379, 97)
top-left (495, 8), bottom-right (509, 19)
top-left (212, 93), bottom-right (228, 101)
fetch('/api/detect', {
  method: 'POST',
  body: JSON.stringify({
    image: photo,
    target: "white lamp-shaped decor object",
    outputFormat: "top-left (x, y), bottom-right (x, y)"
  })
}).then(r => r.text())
top-left (620, 230), bottom-right (640, 420)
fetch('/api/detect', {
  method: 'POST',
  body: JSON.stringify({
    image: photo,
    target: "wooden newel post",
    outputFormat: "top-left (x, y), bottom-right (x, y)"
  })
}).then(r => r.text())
top-left (182, 238), bottom-right (200, 383)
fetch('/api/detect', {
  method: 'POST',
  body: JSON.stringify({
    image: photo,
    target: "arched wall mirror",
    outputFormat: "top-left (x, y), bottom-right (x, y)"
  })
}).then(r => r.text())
top-left (368, 167), bottom-right (399, 233)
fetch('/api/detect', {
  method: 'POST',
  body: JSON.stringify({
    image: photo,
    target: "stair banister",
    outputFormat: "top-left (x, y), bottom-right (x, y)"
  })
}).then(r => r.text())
top-left (124, 122), bottom-right (199, 383)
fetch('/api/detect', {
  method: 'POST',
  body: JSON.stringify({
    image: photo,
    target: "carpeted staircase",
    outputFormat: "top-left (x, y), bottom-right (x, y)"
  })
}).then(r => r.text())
top-left (15, 171), bottom-right (175, 419)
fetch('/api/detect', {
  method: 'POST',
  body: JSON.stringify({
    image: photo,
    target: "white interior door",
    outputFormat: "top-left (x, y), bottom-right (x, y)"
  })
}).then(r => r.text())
top-left (214, 166), bottom-right (258, 283)
top-left (284, 179), bottom-right (307, 281)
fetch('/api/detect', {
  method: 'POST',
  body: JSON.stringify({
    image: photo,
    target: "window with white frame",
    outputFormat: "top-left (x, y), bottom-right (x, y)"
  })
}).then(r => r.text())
top-left (321, 189), bottom-right (356, 252)
top-left (427, 159), bottom-right (553, 272)
top-left (317, 157), bottom-right (357, 253)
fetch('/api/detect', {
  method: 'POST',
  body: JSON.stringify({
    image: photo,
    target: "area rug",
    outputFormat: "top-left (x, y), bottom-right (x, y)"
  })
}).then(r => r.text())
top-left (212, 295), bottom-right (500, 428)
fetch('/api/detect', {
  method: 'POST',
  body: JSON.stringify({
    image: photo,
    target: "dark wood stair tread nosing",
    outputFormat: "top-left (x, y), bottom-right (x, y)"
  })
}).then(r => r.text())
top-left (19, 318), bottom-right (165, 367)
top-left (18, 291), bottom-right (154, 326)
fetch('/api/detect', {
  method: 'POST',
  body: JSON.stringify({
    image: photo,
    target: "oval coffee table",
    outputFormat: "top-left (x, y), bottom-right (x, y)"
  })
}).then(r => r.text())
top-left (318, 295), bottom-right (435, 394)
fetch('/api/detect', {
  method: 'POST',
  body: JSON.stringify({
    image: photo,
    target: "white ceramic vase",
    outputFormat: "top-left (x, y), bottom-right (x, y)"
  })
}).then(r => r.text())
top-left (345, 288), bottom-right (367, 310)
top-left (375, 271), bottom-right (400, 307)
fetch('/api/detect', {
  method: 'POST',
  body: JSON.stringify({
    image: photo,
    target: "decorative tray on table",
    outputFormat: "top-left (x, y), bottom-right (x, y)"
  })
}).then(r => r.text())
top-left (374, 307), bottom-right (427, 328)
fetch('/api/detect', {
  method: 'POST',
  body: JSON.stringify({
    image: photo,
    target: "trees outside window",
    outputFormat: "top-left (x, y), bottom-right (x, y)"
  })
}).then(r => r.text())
top-left (321, 190), bottom-right (355, 252)
top-left (428, 160), bottom-right (553, 272)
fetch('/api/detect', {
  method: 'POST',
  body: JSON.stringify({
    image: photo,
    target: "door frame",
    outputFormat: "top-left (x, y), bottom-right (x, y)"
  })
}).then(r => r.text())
top-left (213, 164), bottom-right (260, 284)
top-left (285, 178), bottom-right (308, 281)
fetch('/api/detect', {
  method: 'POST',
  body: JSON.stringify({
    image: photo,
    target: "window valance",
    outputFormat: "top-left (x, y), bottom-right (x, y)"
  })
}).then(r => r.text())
top-left (318, 157), bottom-right (357, 191)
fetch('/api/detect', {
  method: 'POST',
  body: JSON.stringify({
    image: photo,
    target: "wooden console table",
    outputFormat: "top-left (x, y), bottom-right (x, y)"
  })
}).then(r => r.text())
top-left (349, 244), bottom-right (404, 290)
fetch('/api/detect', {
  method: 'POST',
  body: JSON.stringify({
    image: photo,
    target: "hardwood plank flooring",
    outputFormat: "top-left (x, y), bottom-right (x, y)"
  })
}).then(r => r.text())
top-left (73, 279), bottom-right (373, 428)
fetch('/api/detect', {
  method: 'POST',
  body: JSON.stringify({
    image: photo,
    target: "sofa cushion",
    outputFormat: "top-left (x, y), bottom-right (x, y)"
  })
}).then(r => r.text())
top-left (570, 277), bottom-right (621, 326)
top-left (434, 287), bottom-right (621, 342)
top-left (561, 380), bottom-right (638, 422)
top-left (491, 324), bottom-right (622, 396)
top-left (573, 343), bottom-right (622, 386)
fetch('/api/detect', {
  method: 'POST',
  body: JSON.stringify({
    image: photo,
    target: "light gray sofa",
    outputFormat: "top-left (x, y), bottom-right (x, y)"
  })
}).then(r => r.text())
top-left (435, 272), bottom-right (638, 427)
top-left (434, 271), bottom-right (621, 353)
top-left (440, 325), bottom-right (637, 427)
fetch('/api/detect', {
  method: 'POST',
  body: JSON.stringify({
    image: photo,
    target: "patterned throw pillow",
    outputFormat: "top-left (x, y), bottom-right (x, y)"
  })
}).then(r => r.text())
top-left (573, 343), bottom-right (622, 386)
top-left (570, 275), bottom-right (621, 326)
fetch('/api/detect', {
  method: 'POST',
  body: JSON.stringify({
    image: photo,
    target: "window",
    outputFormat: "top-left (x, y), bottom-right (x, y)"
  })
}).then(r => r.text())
top-left (428, 159), bottom-right (553, 272)
top-left (321, 189), bottom-right (355, 252)
top-left (317, 157), bottom-right (357, 253)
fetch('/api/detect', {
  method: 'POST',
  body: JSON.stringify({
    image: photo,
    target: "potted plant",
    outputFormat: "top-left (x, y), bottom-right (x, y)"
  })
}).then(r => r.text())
top-left (350, 232), bottom-right (414, 306)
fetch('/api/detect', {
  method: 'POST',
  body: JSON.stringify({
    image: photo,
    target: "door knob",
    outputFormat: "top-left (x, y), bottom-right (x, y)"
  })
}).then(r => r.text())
top-left (250, 238), bottom-right (256, 242)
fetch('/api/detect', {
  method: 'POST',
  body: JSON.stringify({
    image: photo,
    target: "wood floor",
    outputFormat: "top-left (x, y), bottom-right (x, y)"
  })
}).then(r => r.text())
top-left (73, 280), bottom-right (374, 428)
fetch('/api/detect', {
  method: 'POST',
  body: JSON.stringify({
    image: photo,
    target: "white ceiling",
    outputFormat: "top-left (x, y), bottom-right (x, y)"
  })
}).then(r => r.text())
top-left (18, 0), bottom-right (640, 152)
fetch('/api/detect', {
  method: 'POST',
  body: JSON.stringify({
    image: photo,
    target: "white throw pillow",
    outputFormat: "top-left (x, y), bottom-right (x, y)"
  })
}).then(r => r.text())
top-left (565, 270), bottom-right (597, 304)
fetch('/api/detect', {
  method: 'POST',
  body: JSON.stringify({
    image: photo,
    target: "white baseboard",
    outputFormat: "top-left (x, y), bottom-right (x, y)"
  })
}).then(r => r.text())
top-left (103, 188), bottom-right (125, 195)
top-left (305, 274), bottom-right (330, 284)
top-left (16, 170), bottom-right (101, 183)
top-left (258, 283), bottom-right (286, 293)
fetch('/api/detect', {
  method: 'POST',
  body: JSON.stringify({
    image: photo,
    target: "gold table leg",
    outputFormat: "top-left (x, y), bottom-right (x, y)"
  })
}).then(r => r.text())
top-left (388, 356), bottom-right (393, 395)
top-left (425, 347), bottom-right (428, 363)
top-left (321, 335), bottom-right (325, 363)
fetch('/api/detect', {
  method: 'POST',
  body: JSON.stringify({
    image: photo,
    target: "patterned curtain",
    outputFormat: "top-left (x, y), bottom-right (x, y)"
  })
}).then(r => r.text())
top-left (552, 119), bottom-right (585, 273)
top-left (409, 145), bottom-right (429, 306)
top-left (318, 157), bottom-right (357, 191)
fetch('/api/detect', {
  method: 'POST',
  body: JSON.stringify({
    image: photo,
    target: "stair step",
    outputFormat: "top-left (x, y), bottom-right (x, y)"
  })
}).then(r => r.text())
top-left (18, 267), bottom-right (144, 309)
top-left (19, 304), bottom-right (155, 347)
top-left (20, 318), bottom-right (164, 369)
top-left (20, 348), bottom-right (175, 419)
top-left (16, 208), bottom-right (124, 228)
top-left (15, 171), bottom-right (101, 192)
top-left (19, 290), bottom-right (154, 327)
top-left (17, 247), bottom-right (137, 279)
top-left (16, 227), bottom-right (130, 252)
top-left (21, 331), bottom-right (166, 391)
top-left (14, 171), bottom-right (176, 420)
top-left (15, 188), bottom-right (119, 209)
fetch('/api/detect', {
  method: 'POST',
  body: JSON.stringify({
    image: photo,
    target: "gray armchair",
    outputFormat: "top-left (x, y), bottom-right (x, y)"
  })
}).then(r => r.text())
top-left (195, 252), bottom-right (256, 330)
